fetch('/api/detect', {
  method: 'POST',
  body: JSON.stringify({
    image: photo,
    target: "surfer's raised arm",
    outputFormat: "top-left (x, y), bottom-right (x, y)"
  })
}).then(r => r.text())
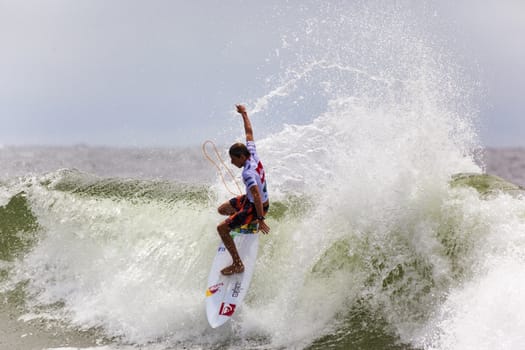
top-left (236, 104), bottom-right (254, 142)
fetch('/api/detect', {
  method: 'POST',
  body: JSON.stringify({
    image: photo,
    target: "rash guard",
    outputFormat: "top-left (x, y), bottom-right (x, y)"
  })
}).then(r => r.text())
top-left (242, 141), bottom-right (268, 203)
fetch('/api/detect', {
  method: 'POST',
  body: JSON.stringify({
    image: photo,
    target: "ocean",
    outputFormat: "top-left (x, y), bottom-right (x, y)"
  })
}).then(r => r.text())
top-left (2, 2), bottom-right (525, 349)
top-left (1, 143), bottom-right (524, 350)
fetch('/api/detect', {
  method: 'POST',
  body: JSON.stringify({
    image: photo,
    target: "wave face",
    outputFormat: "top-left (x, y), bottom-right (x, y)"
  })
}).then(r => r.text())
top-left (2, 168), bottom-right (525, 350)
top-left (2, 2), bottom-right (525, 350)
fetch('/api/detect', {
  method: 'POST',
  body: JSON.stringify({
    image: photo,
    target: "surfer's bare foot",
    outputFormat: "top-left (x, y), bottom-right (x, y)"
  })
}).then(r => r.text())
top-left (221, 263), bottom-right (244, 276)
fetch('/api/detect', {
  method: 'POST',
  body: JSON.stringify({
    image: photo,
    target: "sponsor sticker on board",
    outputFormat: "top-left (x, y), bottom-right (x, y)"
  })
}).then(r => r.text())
top-left (219, 302), bottom-right (236, 317)
top-left (231, 281), bottom-right (242, 298)
top-left (206, 283), bottom-right (224, 297)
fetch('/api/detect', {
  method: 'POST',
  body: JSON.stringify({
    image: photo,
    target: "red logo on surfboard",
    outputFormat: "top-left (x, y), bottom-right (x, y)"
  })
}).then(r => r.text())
top-left (219, 302), bottom-right (236, 316)
top-left (206, 283), bottom-right (224, 297)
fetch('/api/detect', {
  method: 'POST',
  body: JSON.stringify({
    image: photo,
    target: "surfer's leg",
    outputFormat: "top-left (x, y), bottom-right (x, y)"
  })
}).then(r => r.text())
top-left (218, 195), bottom-right (245, 216)
top-left (217, 221), bottom-right (244, 275)
top-left (218, 202), bottom-right (236, 216)
top-left (218, 195), bottom-right (246, 216)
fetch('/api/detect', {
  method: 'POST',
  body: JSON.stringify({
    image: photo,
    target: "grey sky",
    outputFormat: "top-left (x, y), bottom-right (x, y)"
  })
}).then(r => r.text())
top-left (1, 0), bottom-right (524, 147)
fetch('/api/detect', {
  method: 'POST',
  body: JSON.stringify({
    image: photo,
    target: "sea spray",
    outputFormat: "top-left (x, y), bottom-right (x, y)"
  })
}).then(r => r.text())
top-left (235, 1), bottom-right (488, 348)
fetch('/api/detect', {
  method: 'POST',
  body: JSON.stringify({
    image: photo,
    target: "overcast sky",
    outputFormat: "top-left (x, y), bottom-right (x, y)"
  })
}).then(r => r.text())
top-left (1, 0), bottom-right (524, 147)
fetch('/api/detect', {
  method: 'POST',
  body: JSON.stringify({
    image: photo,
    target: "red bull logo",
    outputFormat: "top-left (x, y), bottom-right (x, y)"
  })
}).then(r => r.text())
top-left (205, 283), bottom-right (224, 297)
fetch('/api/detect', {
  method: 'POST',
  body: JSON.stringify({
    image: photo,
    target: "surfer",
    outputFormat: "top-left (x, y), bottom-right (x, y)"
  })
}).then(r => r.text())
top-left (217, 104), bottom-right (270, 275)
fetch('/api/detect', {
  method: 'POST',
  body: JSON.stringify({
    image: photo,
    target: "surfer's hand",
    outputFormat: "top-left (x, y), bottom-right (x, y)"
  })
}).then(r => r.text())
top-left (236, 104), bottom-right (247, 115)
top-left (258, 219), bottom-right (270, 234)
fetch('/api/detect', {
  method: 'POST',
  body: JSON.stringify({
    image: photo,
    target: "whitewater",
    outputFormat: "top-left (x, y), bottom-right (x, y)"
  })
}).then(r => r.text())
top-left (2, 2), bottom-right (525, 350)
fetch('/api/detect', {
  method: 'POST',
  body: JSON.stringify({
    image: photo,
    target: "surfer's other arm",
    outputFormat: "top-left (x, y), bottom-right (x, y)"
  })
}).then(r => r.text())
top-left (236, 104), bottom-right (254, 142)
top-left (249, 185), bottom-right (270, 234)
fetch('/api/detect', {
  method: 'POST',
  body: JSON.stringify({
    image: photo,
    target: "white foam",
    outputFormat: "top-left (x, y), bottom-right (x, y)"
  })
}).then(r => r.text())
top-left (414, 192), bottom-right (525, 350)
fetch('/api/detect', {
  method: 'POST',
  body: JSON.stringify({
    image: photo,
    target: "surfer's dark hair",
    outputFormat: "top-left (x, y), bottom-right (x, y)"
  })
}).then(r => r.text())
top-left (229, 143), bottom-right (250, 158)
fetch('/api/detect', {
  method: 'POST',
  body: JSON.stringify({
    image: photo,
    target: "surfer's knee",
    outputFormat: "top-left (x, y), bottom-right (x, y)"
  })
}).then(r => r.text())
top-left (218, 202), bottom-right (235, 216)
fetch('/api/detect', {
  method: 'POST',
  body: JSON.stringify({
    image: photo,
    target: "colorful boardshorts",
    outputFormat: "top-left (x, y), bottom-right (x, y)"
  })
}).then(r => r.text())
top-left (226, 195), bottom-right (269, 229)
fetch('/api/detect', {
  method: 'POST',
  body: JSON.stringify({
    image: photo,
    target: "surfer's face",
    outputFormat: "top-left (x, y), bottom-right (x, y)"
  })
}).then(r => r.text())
top-left (230, 155), bottom-right (246, 168)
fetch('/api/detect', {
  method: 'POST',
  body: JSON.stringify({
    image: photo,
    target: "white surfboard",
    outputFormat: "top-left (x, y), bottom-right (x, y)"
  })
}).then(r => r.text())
top-left (206, 224), bottom-right (259, 328)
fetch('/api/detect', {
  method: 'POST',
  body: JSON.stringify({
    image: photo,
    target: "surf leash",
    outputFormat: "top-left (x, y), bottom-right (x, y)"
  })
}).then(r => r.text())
top-left (202, 140), bottom-right (243, 197)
